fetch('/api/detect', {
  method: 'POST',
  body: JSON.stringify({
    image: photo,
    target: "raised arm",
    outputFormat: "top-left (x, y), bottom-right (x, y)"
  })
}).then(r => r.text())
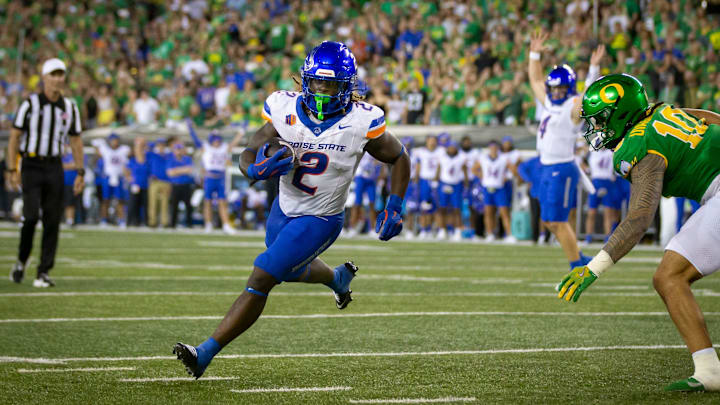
top-left (528, 30), bottom-right (549, 103)
top-left (228, 128), bottom-right (246, 150)
top-left (186, 119), bottom-right (203, 149)
top-left (571, 45), bottom-right (604, 124)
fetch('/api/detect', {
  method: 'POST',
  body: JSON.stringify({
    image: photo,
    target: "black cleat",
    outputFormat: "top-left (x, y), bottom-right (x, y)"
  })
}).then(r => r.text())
top-left (333, 261), bottom-right (358, 310)
top-left (9, 261), bottom-right (24, 284)
top-left (173, 342), bottom-right (207, 379)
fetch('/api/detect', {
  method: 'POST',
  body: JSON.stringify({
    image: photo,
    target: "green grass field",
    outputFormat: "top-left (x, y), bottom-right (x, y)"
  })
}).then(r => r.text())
top-left (0, 224), bottom-right (719, 404)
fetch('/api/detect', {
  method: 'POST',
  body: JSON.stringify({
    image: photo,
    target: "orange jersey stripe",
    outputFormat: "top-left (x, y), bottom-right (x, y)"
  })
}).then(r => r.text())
top-left (366, 124), bottom-right (386, 139)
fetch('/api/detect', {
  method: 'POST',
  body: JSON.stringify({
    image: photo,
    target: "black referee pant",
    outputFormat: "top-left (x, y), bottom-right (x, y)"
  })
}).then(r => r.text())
top-left (19, 157), bottom-right (64, 275)
top-left (170, 183), bottom-right (193, 228)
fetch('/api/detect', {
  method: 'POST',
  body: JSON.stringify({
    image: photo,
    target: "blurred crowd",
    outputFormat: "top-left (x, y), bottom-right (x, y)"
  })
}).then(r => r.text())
top-left (0, 0), bottom-right (719, 133)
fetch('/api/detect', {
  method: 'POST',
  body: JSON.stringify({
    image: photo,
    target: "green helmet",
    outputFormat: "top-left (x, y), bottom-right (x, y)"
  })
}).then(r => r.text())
top-left (581, 73), bottom-right (650, 150)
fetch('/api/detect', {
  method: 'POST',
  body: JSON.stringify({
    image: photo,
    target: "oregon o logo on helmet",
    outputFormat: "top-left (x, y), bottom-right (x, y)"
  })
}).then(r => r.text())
top-left (599, 83), bottom-right (624, 103)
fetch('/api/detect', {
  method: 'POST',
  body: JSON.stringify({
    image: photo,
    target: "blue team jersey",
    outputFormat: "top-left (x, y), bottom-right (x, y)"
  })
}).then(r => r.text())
top-left (166, 155), bottom-right (195, 185)
top-left (127, 156), bottom-right (150, 189)
top-left (63, 153), bottom-right (77, 186)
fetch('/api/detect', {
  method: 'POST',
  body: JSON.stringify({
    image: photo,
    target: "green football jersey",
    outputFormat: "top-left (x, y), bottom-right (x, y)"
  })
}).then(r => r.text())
top-left (613, 103), bottom-right (720, 202)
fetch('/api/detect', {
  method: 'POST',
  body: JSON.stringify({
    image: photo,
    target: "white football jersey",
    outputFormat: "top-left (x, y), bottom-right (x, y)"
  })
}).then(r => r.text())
top-left (92, 139), bottom-right (130, 186)
top-left (438, 151), bottom-right (466, 185)
top-left (536, 95), bottom-right (583, 165)
top-left (459, 148), bottom-right (480, 180)
top-left (478, 152), bottom-right (508, 189)
top-left (202, 142), bottom-right (229, 174)
top-left (414, 146), bottom-right (444, 180)
top-left (501, 149), bottom-right (520, 180)
top-left (588, 149), bottom-right (615, 180)
top-left (355, 152), bottom-right (383, 180)
top-left (408, 148), bottom-right (419, 181)
top-left (262, 91), bottom-right (386, 217)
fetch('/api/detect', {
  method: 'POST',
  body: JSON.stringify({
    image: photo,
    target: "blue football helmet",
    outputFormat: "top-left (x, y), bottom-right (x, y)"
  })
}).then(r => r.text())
top-left (300, 41), bottom-right (358, 120)
top-left (545, 64), bottom-right (577, 105)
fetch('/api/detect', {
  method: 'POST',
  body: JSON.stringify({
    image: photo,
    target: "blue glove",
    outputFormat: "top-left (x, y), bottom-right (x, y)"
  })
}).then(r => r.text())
top-left (246, 143), bottom-right (294, 180)
top-left (375, 194), bottom-right (404, 241)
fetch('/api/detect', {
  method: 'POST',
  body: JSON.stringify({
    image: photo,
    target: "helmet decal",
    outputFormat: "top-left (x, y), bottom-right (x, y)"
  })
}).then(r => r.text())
top-left (599, 83), bottom-right (624, 104)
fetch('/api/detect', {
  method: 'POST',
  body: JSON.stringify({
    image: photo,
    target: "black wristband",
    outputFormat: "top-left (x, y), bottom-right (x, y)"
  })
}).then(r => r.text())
top-left (6, 168), bottom-right (17, 172)
top-left (76, 168), bottom-right (86, 176)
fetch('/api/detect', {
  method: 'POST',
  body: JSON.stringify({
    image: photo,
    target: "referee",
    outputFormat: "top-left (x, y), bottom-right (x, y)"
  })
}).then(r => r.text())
top-left (7, 58), bottom-right (85, 287)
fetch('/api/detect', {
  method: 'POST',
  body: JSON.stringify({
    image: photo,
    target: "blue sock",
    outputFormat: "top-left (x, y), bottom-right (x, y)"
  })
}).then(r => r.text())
top-left (570, 252), bottom-right (593, 269)
top-left (447, 225), bottom-right (455, 233)
top-left (569, 258), bottom-right (585, 269)
top-left (585, 234), bottom-right (592, 244)
top-left (324, 265), bottom-right (343, 292)
top-left (196, 337), bottom-right (222, 367)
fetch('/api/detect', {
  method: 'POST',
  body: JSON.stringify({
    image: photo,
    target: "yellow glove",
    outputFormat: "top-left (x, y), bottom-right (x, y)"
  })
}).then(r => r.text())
top-left (557, 266), bottom-right (598, 302)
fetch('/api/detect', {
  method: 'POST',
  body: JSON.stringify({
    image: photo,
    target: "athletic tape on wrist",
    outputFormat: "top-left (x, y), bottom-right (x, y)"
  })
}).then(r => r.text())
top-left (587, 250), bottom-right (614, 276)
top-left (529, 51), bottom-right (541, 61)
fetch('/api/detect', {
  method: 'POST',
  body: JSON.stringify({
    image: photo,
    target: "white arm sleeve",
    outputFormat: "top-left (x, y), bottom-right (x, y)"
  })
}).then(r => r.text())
top-left (584, 65), bottom-right (600, 89)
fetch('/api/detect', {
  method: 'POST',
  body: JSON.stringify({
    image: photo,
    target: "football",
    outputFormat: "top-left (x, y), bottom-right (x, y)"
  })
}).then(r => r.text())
top-left (264, 137), bottom-right (296, 164)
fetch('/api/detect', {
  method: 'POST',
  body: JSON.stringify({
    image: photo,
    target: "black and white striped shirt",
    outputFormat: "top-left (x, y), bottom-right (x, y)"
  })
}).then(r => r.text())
top-left (13, 92), bottom-right (82, 157)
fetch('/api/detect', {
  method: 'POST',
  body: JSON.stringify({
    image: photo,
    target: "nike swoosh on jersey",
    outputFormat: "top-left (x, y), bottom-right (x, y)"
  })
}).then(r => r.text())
top-left (338, 124), bottom-right (351, 130)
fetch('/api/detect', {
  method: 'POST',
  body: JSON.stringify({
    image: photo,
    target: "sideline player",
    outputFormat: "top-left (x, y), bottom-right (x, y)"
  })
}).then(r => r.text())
top-left (436, 140), bottom-right (467, 241)
top-left (92, 134), bottom-right (130, 227)
top-left (474, 140), bottom-right (513, 243)
top-left (173, 41), bottom-right (410, 379)
top-left (414, 135), bottom-right (443, 239)
top-left (348, 152), bottom-right (385, 238)
top-left (584, 148), bottom-right (620, 243)
top-left (528, 30), bottom-right (603, 268)
top-left (187, 120), bottom-right (244, 234)
top-left (557, 73), bottom-right (720, 392)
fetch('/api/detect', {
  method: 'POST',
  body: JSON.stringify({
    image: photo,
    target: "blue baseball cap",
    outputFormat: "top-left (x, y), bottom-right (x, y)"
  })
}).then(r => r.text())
top-left (501, 135), bottom-right (513, 144)
top-left (108, 133), bottom-right (119, 141)
top-left (401, 136), bottom-right (414, 147)
top-left (437, 132), bottom-right (451, 146)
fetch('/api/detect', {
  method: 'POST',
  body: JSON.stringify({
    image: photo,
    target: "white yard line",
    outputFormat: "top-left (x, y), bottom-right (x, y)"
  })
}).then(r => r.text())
top-left (230, 386), bottom-right (352, 393)
top-left (5, 288), bottom-right (720, 298)
top-left (119, 376), bottom-right (239, 382)
top-left (3, 311), bottom-right (720, 324)
top-left (349, 397), bottom-right (476, 404)
top-left (2, 344), bottom-right (713, 365)
top-left (198, 240), bottom-right (389, 251)
top-left (6, 290), bottom-right (711, 298)
top-left (17, 367), bottom-right (135, 373)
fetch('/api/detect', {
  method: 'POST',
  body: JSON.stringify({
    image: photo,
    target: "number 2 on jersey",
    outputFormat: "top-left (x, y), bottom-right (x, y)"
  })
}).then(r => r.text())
top-left (652, 106), bottom-right (707, 149)
top-left (292, 152), bottom-right (329, 195)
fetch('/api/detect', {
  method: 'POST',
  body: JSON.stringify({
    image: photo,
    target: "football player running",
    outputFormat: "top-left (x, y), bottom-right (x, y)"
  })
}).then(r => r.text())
top-left (528, 30), bottom-right (603, 269)
top-left (557, 73), bottom-right (720, 392)
top-left (173, 41), bottom-right (410, 379)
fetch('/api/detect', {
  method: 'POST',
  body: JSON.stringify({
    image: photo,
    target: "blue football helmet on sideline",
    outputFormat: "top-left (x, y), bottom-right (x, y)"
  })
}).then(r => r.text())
top-left (300, 41), bottom-right (358, 120)
top-left (545, 64), bottom-right (577, 105)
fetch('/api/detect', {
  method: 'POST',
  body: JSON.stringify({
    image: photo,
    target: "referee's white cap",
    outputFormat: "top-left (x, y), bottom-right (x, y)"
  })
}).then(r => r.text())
top-left (41, 58), bottom-right (67, 75)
